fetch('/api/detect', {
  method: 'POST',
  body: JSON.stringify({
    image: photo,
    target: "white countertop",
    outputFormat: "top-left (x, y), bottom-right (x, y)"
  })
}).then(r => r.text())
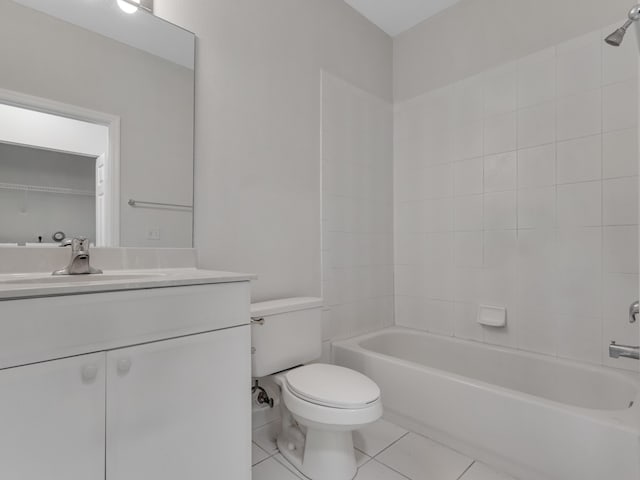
top-left (0, 268), bottom-right (256, 300)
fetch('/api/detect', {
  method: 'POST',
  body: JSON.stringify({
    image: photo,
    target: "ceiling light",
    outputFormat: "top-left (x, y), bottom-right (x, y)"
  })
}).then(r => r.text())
top-left (117, 0), bottom-right (140, 14)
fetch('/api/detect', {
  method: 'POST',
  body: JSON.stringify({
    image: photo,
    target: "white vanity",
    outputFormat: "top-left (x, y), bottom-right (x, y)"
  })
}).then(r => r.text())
top-left (0, 262), bottom-right (254, 480)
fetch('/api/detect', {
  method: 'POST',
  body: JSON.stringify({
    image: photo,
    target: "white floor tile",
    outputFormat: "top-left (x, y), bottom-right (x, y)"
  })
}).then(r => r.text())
top-left (354, 460), bottom-right (410, 480)
top-left (252, 442), bottom-right (271, 466)
top-left (354, 418), bottom-right (408, 457)
top-left (272, 454), bottom-right (306, 479)
top-left (460, 462), bottom-right (516, 480)
top-left (272, 449), bottom-right (370, 478)
top-left (356, 449), bottom-right (372, 467)
top-left (252, 457), bottom-right (301, 480)
top-left (376, 433), bottom-right (473, 480)
top-left (253, 421), bottom-right (280, 454)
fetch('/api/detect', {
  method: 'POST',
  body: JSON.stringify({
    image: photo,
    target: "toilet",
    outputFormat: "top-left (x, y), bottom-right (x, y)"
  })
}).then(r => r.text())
top-left (251, 298), bottom-right (382, 480)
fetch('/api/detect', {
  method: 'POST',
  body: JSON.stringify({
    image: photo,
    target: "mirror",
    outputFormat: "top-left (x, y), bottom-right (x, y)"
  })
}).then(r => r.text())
top-left (0, 0), bottom-right (195, 247)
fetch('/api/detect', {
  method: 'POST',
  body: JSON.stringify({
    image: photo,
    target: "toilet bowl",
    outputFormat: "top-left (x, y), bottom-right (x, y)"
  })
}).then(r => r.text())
top-left (250, 298), bottom-right (382, 480)
top-left (274, 364), bottom-right (382, 480)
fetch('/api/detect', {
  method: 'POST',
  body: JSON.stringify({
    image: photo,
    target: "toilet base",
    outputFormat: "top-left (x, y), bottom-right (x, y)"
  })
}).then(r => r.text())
top-left (277, 426), bottom-right (357, 480)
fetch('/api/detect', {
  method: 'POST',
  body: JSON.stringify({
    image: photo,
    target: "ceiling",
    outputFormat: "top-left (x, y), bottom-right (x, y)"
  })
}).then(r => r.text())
top-left (344, 0), bottom-right (461, 37)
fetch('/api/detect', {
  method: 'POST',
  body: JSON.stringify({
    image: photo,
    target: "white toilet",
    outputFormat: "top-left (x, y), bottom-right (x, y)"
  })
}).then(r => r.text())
top-left (251, 297), bottom-right (382, 480)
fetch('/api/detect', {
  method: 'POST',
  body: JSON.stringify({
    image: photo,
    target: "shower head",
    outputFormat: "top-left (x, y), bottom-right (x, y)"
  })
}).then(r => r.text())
top-left (606, 5), bottom-right (640, 47)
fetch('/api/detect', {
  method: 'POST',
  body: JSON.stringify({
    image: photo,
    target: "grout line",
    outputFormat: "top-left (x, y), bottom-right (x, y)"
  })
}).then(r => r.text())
top-left (369, 459), bottom-right (414, 480)
top-left (371, 430), bottom-right (411, 460)
top-left (456, 460), bottom-right (476, 480)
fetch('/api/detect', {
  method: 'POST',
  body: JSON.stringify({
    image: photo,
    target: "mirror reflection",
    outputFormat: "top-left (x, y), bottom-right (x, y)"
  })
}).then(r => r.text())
top-left (0, 0), bottom-right (195, 247)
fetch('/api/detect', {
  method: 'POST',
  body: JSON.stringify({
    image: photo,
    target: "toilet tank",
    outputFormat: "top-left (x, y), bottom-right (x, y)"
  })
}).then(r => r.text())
top-left (250, 297), bottom-right (323, 378)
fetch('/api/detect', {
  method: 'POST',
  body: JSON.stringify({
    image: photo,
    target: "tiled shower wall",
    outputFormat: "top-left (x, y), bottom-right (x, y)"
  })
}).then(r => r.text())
top-left (322, 72), bottom-right (394, 346)
top-left (394, 25), bottom-right (639, 371)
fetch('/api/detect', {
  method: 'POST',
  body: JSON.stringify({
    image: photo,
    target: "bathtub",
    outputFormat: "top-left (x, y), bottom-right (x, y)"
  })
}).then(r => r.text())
top-left (333, 327), bottom-right (640, 480)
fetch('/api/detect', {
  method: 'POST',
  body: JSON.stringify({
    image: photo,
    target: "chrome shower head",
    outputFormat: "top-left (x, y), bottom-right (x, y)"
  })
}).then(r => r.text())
top-left (605, 24), bottom-right (631, 46)
top-left (606, 5), bottom-right (640, 47)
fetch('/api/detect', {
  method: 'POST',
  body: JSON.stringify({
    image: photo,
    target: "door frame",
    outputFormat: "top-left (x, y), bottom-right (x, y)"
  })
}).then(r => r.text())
top-left (0, 87), bottom-right (120, 246)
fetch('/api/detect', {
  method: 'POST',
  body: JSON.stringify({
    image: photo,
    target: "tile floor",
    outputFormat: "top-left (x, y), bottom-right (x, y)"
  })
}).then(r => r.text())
top-left (252, 418), bottom-right (517, 480)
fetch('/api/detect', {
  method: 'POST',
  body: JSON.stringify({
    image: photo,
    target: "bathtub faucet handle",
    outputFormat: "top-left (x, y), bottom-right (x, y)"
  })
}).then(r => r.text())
top-left (630, 301), bottom-right (639, 324)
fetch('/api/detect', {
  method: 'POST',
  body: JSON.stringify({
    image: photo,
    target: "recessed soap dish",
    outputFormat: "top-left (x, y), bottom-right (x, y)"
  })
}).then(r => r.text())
top-left (477, 305), bottom-right (507, 327)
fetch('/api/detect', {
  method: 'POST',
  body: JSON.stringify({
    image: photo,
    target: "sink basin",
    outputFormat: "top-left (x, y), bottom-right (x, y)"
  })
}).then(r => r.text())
top-left (0, 273), bottom-right (165, 285)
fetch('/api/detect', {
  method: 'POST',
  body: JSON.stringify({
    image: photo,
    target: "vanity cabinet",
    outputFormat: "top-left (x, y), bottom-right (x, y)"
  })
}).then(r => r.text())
top-left (0, 353), bottom-right (106, 480)
top-left (106, 327), bottom-right (250, 480)
top-left (0, 279), bottom-right (253, 480)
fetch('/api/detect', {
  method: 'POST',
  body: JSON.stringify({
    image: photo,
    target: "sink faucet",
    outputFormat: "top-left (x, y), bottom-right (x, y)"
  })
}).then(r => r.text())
top-left (52, 237), bottom-right (103, 275)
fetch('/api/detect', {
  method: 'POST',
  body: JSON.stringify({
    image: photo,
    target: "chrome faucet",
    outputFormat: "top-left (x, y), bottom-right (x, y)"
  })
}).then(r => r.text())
top-left (608, 300), bottom-right (640, 360)
top-left (609, 342), bottom-right (640, 360)
top-left (52, 237), bottom-right (103, 275)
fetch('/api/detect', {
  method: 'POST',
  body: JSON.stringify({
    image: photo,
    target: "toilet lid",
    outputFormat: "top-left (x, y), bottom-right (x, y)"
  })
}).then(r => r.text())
top-left (285, 364), bottom-right (380, 409)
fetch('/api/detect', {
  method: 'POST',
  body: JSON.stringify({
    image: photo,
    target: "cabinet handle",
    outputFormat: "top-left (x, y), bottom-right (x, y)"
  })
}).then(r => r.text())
top-left (117, 358), bottom-right (132, 375)
top-left (81, 364), bottom-right (99, 383)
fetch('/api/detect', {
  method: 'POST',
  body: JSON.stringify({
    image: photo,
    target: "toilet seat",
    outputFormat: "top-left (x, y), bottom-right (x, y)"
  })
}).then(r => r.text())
top-left (285, 364), bottom-right (380, 409)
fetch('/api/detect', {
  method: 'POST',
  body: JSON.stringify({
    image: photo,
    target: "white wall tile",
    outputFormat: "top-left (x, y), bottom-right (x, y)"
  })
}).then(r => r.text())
top-left (555, 267), bottom-right (602, 318)
top-left (603, 128), bottom-right (639, 179)
top-left (518, 187), bottom-right (556, 229)
top-left (454, 157), bottom-right (483, 196)
top-left (602, 24), bottom-right (639, 86)
top-left (395, 29), bottom-right (639, 369)
top-left (517, 310), bottom-right (556, 355)
top-left (518, 102), bottom-right (556, 149)
top-left (484, 151), bottom-right (517, 193)
top-left (424, 198), bottom-right (453, 233)
top-left (480, 266), bottom-right (517, 312)
top-left (453, 302), bottom-right (484, 341)
top-left (603, 177), bottom-right (638, 226)
top-left (517, 47), bottom-right (556, 108)
top-left (484, 230), bottom-right (518, 269)
top-left (556, 31), bottom-right (602, 97)
top-left (555, 314), bottom-right (602, 364)
top-left (454, 231), bottom-right (483, 268)
top-left (517, 228), bottom-right (556, 271)
top-left (484, 191), bottom-right (517, 230)
top-left (604, 226), bottom-right (639, 274)
top-left (454, 195), bottom-right (483, 231)
top-left (453, 120), bottom-right (484, 161)
top-left (556, 135), bottom-right (602, 184)
top-left (452, 266), bottom-right (482, 304)
top-left (484, 111), bottom-right (517, 155)
top-left (517, 144), bottom-right (556, 188)
top-left (484, 62), bottom-right (517, 117)
top-left (557, 181), bottom-right (601, 227)
top-left (423, 299), bottom-right (455, 335)
top-left (556, 227), bottom-right (602, 273)
top-left (603, 79), bottom-right (639, 133)
top-left (422, 163), bottom-right (453, 199)
top-left (556, 89), bottom-right (602, 141)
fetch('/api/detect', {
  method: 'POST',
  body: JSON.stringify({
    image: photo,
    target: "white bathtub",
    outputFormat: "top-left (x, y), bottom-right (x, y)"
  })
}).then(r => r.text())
top-left (333, 327), bottom-right (640, 480)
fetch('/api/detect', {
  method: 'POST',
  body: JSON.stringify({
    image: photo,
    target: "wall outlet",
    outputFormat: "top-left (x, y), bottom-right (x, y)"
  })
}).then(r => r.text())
top-left (147, 227), bottom-right (161, 241)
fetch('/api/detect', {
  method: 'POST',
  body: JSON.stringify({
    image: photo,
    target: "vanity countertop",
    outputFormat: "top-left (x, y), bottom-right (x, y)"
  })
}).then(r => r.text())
top-left (0, 268), bottom-right (256, 300)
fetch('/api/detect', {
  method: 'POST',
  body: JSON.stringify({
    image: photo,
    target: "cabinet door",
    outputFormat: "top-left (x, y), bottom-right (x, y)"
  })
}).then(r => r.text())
top-left (106, 327), bottom-right (251, 480)
top-left (0, 353), bottom-right (106, 480)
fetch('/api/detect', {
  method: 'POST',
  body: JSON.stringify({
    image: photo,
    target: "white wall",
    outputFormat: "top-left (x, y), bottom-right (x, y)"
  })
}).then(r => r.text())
top-left (394, 0), bottom-right (636, 102)
top-left (154, 0), bottom-right (392, 301)
top-left (394, 6), bottom-right (639, 372)
top-left (321, 72), bottom-right (394, 345)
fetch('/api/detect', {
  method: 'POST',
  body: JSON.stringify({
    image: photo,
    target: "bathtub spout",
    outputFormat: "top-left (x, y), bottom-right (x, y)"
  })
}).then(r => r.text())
top-left (609, 342), bottom-right (640, 360)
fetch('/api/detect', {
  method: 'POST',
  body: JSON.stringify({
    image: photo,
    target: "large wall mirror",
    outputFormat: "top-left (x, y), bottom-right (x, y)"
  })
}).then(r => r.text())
top-left (0, 0), bottom-right (195, 247)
